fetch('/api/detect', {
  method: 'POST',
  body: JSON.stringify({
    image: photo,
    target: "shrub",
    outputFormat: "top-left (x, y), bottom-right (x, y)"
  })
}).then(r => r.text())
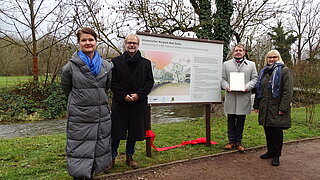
top-left (0, 82), bottom-right (67, 122)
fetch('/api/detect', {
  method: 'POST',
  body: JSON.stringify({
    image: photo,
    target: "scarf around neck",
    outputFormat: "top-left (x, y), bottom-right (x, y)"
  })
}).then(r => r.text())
top-left (255, 62), bottom-right (283, 99)
top-left (124, 50), bottom-right (141, 65)
top-left (234, 57), bottom-right (244, 64)
top-left (77, 50), bottom-right (102, 77)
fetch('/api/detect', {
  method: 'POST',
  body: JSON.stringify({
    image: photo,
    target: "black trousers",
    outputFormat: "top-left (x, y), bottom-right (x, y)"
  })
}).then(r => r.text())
top-left (264, 126), bottom-right (283, 157)
top-left (227, 114), bottom-right (246, 144)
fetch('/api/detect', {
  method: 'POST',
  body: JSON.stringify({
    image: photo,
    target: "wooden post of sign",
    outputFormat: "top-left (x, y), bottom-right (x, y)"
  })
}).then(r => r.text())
top-left (205, 103), bottom-right (211, 147)
top-left (146, 105), bottom-right (152, 157)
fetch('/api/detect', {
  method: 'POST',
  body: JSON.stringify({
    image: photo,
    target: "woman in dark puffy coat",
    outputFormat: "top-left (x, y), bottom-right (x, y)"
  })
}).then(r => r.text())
top-left (253, 50), bottom-right (293, 166)
top-left (60, 27), bottom-right (113, 179)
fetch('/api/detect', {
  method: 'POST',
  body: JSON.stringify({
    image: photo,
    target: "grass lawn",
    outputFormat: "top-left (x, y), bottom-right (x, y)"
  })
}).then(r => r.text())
top-left (0, 76), bottom-right (33, 87)
top-left (0, 105), bottom-right (320, 179)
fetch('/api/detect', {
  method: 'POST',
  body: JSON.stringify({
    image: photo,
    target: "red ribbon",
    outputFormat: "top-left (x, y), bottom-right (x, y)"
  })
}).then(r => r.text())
top-left (146, 130), bottom-right (218, 151)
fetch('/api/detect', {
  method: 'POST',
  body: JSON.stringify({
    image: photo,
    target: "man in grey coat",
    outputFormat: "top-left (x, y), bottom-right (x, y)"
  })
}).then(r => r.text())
top-left (221, 44), bottom-right (258, 152)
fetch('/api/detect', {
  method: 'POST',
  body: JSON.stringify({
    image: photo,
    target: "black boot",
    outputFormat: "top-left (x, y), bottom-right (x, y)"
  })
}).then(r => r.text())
top-left (272, 156), bottom-right (280, 166)
top-left (260, 152), bottom-right (272, 159)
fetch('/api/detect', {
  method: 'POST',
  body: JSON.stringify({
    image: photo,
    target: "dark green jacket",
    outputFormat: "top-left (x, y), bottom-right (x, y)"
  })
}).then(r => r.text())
top-left (253, 66), bottom-right (293, 128)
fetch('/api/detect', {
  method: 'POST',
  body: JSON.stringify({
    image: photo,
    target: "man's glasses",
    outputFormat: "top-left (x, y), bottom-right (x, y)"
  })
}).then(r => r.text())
top-left (126, 42), bottom-right (138, 45)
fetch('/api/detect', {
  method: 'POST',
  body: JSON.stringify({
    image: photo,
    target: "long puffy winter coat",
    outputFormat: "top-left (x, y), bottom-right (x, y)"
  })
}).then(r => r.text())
top-left (60, 52), bottom-right (113, 178)
top-left (110, 51), bottom-right (154, 141)
top-left (221, 59), bottom-right (258, 115)
top-left (253, 66), bottom-right (293, 128)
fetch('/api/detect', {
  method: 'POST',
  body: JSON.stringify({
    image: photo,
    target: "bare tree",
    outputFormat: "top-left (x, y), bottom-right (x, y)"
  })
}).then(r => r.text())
top-left (69, 0), bottom-right (124, 55)
top-left (239, 31), bottom-right (273, 68)
top-left (0, 38), bottom-right (32, 76)
top-left (38, 35), bottom-right (75, 85)
top-left (292, 61), bottom-right (320, 124)
top-left (304, 1), bottom-right (320, 61)
top-left (290, 0), bottom-right (320, 63)
top-left (109, 0), bottom-right (197, 37)
top-left (0, 0), bottom-right (75, 82)
top-left (109, 0), bottom-right (284, 56)
top-left (231, 0), bottom-right (283, 44)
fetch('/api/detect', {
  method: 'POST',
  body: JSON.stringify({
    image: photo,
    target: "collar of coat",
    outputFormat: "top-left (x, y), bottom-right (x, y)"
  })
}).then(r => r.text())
top-left (233, 57), bottom-right (248, 65)
top-left (70, 52), bottom-right (109, 81)
top-left (122, 50), bottom-right (142, 66)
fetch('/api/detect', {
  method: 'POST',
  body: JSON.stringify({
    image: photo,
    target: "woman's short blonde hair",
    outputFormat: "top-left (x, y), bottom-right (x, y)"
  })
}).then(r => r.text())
top-left (264, 50), bottom-right (285, 65)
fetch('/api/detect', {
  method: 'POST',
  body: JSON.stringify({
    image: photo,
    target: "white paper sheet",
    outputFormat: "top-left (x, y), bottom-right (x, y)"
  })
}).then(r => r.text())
top-left (229, 72), bottom-right (245, 91)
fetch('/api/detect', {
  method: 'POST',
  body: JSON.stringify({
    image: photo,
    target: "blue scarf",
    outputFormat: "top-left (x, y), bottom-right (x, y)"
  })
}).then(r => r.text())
top-left (77, 50), bottom-right (101, 77)
top-left (256, 62), bottom-right (283, 98)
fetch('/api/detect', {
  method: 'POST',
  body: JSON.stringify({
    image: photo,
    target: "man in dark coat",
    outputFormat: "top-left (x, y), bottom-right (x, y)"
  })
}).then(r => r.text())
top-left (110, 34), bottom-right (154, 169)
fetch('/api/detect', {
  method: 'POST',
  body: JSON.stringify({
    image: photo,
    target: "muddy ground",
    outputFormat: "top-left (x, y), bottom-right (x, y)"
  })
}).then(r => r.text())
top-left (97, 137), bottom-right (320, 180)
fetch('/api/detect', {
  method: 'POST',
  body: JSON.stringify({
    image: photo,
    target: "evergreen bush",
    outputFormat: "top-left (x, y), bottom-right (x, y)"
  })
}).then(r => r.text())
top-left (0, 82), bottom-right (67, 122)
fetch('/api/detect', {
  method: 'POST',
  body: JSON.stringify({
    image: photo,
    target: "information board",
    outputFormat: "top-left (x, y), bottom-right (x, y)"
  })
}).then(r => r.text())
top-left (138, 32), bottom-right (223, 104)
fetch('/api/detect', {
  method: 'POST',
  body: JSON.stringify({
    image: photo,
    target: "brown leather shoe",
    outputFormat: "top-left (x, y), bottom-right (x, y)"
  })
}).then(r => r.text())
top-left (225, 143), bottom-right (234, 150)
top-left (105, 158), bottom-right (115, 172)
top-left (236, 143), bottom-right (245, 152)
top-left (126, 155), bottom-right (139, 169)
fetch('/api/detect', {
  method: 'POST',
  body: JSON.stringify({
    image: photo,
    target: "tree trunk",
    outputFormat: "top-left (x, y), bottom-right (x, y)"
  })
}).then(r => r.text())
top-left (30, 0), bottom-right (38, 82)
top-left (32, 55), bottom-right (39, 82)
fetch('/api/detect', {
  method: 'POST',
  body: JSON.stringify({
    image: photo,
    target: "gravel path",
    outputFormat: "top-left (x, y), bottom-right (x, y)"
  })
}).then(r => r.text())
top-left (97, 137), bottom-right (320, 180)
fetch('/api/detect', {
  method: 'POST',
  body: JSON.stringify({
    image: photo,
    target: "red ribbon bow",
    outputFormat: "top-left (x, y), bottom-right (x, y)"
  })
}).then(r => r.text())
top-left (146, 130), bottom-right (218, 151)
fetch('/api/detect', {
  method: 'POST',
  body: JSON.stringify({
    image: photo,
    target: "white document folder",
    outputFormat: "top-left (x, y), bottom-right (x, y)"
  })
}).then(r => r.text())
top-left (229, 72), bottom-right (245, 91)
